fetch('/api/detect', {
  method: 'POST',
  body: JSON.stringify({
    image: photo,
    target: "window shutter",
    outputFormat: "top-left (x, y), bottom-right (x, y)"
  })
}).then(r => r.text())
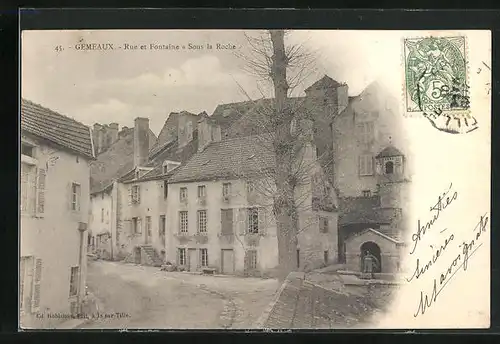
top-left (176, 249), bottom-right (180, 265)
top-left (237, 208), bottom-right (247, 236)
top-left (137, 186), bottom-right (141, 204)
top-left (31, 258), bottom-right (42, 313)
top-left (128, 187), bottom-right (133, 205)
top-left (36, 168), bottom-right (46, 215)
top-left (76, 184), bottom-right (81, 211)
top-left (358, 156), bottom-right (363, 175)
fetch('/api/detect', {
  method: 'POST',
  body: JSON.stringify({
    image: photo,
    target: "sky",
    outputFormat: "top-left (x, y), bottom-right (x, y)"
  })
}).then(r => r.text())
top-left (22, 30), bottom-right (404, 135)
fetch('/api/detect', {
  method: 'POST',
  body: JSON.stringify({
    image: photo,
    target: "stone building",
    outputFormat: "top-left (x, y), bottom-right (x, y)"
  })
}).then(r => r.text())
top-left (88, 121), bottom-right (157, 260)
top-left (331, 81), bottom-right (412, 274)
top-left (92, 122), bottom-right (119, 155)
top-left (20, 99), bottom-right (94, 328)
top-left (166, 116), bottom-right (338, 276)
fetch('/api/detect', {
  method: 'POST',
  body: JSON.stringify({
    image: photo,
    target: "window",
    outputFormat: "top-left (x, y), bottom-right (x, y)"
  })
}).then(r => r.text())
top-left (178, 248), bottom-right (187, 265)
top-left (71, 183), bottom-right (81, 211)
top-left (316, 147), bottom-right (320, 158)
top-left (358, 121), bottom-right (375, 144)
top-left (180, 187), bottom-right (188, 202)
top-left (222, 183), bottom-right (231, 197)
top-left (146, 216), bottom-right (152, 237)
top-left (385, 161), bottom-right (394, 174)
top-left (221, 209), bottom-right (234, 235)
top-left (296, 249), bottom-right (300, 268)
top-left (359, 155), bottom-right (374, 176)
top-left (197, 210), bottom-right (207, 234)
top-left (362, 190), bottom-right (372, 197)
top-left (20, 163), bottom-right (36, 214)
top-left (179, 211), bottom-right (188, 233)
top-left (21, 142), bottom-right (34, 157)
top-left (101, 208), bottom-right (104, 222)
top-left (246, 181), bottom-right (255, 194)
top-left (159, 215), bottom-right (166, 236)
top-left (164, 181), bottom-right (169, 199)
top-left (200, 248), bottom-right (208, 267)
top-left (131, 185), bottom-right (140, 204)
top-left (246, 250), bottom-right (257, 270)
top-left (324, 250), bottom-right (329, 264)
top-left (163, 165), bottom-right (168, 174)
top-left (69, 266), bottom-right (79, 297)
top-left (186, 121), bottom-right (193, 141)
top-left (198, 185), bottom-right (206, 198)
top-left (132, 217), bottom-right (141, 234)
top-left (247, 208), bottom-right (259, 234)
top-left (320, 217), bottom-right (329, 233)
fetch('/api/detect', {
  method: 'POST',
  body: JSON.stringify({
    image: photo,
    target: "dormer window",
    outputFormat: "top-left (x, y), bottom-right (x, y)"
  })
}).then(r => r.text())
top-left (385, 161), bottom-right (394, 174)
top-left (162, 160), bottom-right (181, 174)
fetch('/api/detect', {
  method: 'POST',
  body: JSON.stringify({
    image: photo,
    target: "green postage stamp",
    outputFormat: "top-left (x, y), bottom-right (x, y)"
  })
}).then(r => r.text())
top-left (403, 36), bottom-right (477, 134)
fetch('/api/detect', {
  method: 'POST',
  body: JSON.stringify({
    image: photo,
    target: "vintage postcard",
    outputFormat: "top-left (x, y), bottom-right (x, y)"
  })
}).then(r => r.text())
top-left (19, 29), bottom-right (491, 330)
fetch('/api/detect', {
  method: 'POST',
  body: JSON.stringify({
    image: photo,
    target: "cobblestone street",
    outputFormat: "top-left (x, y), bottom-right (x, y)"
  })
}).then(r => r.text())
top-left (76, 260), bottom-right (279, 329)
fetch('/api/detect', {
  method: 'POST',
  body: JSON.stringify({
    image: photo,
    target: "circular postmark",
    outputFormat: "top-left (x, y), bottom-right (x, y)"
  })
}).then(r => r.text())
top-left (404, 36), bottom-right (477, 134)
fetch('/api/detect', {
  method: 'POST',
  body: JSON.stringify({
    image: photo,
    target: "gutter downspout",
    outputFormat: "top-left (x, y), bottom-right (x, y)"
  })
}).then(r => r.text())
top-left (77, 222), bottom-right (87, 312)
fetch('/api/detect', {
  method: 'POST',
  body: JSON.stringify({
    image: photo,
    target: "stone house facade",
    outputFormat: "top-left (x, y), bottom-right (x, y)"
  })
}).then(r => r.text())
top-left (166, 117), bottom-right (338, 276)
top-left (331, 82), bottom-right (412, 273)
top-left (20, 99), bottom-right (94, 328)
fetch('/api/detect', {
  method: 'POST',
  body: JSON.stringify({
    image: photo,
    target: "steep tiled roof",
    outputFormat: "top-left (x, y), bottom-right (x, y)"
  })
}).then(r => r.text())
top-left (224, 98), bottom-right (309, 139)
top-left (168, 135), bottom-right (275, 184)
top-left (21, 98), bottom-right (94, 159)
top-left (210, 100), bottom-right (259, 133)
top-left (338, 196), bottom-right (381, 225)
top-left (376, 145), bottom-right (404, 158)
top-left (305, 75), bottom-right (343, 93)
top-left (259, 272), bottom-right (377, 329)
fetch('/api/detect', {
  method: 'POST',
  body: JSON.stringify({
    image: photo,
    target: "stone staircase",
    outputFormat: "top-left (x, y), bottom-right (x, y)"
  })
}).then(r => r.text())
top-left (122, 245), bottom-right (163, 267)
top-left (140, 245), bottom-right (163, 267)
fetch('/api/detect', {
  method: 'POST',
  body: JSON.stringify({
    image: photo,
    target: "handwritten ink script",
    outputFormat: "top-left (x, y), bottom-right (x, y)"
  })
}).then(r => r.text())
top-left (409, 183), bottom-right (458, 255)
top-left (406, 183), bottom-right (489, 317)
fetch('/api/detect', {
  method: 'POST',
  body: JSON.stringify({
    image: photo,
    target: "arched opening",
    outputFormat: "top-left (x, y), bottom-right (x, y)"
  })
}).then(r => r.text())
top-left (385, 161), bottom-right (394, 174)
top-left (360, 241), bottom-right (382, 273)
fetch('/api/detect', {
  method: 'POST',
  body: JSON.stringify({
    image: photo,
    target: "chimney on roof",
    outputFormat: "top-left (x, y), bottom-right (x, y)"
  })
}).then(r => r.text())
top-left (197, 116), bottom-right (221, 152)
top-left (108, 122), bottom-right (119, 144)
top-left (134, 117), bottom-right (150, 167)
top-left (177, 113), bottom-right (196, 149)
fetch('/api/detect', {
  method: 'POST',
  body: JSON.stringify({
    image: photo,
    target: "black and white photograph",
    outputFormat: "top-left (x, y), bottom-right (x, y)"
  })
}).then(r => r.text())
top-left (19, 28), bottom-right (491, 330)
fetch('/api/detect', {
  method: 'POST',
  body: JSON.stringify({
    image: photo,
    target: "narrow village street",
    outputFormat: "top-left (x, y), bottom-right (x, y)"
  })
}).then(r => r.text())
top-left (77, 260), bottom-right (280, 329)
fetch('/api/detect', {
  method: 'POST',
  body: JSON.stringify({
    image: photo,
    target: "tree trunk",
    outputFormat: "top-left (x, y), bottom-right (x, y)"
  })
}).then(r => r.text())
top-left (269, 30), bottom-right (298, 282)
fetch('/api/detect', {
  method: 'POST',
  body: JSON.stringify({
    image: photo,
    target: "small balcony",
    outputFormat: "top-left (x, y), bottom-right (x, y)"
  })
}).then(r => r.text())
top-left (243, 232), bottom-right (266, 246)
top-left (174, 231), bottom-right (192, 244)
top-left (193, 232), bottom-right (209, 244)
top-left (217, 232), bottom-right (235, 244)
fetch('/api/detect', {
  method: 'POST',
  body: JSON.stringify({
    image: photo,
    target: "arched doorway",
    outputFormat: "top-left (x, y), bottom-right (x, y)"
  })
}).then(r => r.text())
top-left (360, 241), bottom-right (382, 273)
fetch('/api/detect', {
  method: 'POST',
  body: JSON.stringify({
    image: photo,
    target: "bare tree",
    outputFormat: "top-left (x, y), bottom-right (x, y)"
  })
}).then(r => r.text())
top-left (230, 30), bottom-right (337, 281)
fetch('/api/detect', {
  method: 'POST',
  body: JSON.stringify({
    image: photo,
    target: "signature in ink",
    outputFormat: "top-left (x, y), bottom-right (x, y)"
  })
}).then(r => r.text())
top-left (410, 183), bottom-right (458, 255)
top-left (413, 214), bottom-right (489, 317)
top-left (406, 231), bottom-right (454, 283)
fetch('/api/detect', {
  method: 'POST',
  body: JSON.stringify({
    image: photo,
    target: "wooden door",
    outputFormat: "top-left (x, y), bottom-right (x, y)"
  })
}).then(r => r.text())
top-left (221, 249), bottom-right (234, 274)
top-left (188, 249), bottom-right (197, 272)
